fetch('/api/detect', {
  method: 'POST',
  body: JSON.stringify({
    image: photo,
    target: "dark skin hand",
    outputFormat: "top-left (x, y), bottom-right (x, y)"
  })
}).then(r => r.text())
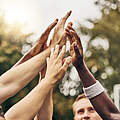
top-left (66, 24), bottom-right (120, 120)
top-left (13, 19), bottom-right (58, 67)
top-left (65, 22), bottom-right (83, 67)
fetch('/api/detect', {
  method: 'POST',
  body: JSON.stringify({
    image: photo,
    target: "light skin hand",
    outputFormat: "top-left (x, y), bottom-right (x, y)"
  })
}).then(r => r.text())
top-left (34, 45), bottom-right (72, 120)
top-left (51, 11), bottom-right (72, 48)
top-left (44, 45), bottom-right (72, 87)
top-left (5, 45), bottom-right (71, 120)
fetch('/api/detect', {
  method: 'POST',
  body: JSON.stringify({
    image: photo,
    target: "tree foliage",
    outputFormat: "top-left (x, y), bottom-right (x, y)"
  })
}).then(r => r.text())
top-left (77, 0), bottom-right (120, 96)
top-left (0, 12), bottom-right (74, 120)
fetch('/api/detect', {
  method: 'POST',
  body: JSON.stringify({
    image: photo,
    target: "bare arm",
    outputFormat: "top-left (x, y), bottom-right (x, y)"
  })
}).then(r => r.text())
top-left (34, 66), bottom-right (53, 120)
top-left (0, 46), bottom-right (51, 104)
top-left (34, 11), bottom-right (72, 120)
top-left (34, 89), bottom-right (53, 120)
top-left (0, 18), bottom-right (65, 104)
top-left (5, 45), bottom-right (71, 120)
top-left (66, 24), bottom-right (120, 120)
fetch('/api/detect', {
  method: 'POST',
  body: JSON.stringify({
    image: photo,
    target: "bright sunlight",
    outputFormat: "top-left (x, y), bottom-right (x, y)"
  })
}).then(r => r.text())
top-left (5, 7), bottom-right (28, 24)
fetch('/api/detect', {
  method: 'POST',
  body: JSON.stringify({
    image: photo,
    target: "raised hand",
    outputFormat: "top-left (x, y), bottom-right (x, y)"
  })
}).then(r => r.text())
top-left (14, 19), bottom-right (58, 67)
top-left (50, 11), bottom-right (72, 48)
top-left (44, 45), bottom-right (72, 86)
top-left (65, 23), bottom-right (83, 68)
top-left (30, 19), bottom-right (58, 56)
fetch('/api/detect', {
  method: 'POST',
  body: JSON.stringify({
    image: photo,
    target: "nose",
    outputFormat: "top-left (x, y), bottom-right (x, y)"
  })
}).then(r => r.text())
top-left (82, 116), bottom-right (90, 120)
top-left (81, 111), bottom-right (90, 120)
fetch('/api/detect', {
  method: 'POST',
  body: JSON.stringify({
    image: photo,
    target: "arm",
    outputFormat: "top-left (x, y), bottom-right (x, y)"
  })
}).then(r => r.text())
top-left (34, 67), bottom-right (53, 120)
top-left (34, 11), bottom-right (72, 120)
top-left (5, 45), bottom-right (72, 120)
top-left (0, 10), bottom-right (71, 104)
top-left (0, 19), bottom-right (58, 104)
top-left (66, 24), bottom-right (120, 120)
top-left (34, 89), bottom-right (53, 120)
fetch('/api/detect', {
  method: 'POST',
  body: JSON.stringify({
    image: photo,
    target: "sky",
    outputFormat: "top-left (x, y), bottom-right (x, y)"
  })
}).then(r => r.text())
top-left (0, 0), bottom-right (101, 39)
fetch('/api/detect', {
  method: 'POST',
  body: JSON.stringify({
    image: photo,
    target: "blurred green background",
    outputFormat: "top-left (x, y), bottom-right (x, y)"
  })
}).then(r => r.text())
top-left (0, 0), bottom-right (120, 120)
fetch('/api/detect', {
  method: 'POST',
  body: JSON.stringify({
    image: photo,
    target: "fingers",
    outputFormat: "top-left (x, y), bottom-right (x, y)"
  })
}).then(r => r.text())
top-left (40, 19), bottom-right (58, 43)
top-left (53, 45), bottom-right (59, 58)
top-left (72, 42), bottom-right (83, 57)
top-left (70, 30), bottom-right (83, 53)
top-left (60, 56), bottom-right (72, 75)
top-left (67, 22), bottom-right (74, 31)
top-left (70, 30), bottom-right (80, 41)
top-left (49, 45), bottom-right (66, 62)
top-left (59, 31), bottom-right (68, 46)
top-left (57, 45), bottom-right (66, 60)
top-left (50, 45), bottom-right (59, 59)
top-left (60, 11), bottom-right (72, 27)
top-left (47, 19), bottom-right (58, 33)
top-left (65, 22), bottom-right (74, 44)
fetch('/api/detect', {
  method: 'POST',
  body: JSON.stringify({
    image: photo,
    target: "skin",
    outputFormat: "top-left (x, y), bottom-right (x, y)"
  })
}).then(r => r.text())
top-left (51, 11), bottom-right (72, 47)
top-left (13, 19), bottom-right (58, 67)
top-left (34, 11), bottom-right (72, 120)
top-left (0, 11), bottom-right (71, 120)
top-left (66, 23), bottom-right (120, 120)
top-left (0, 19), bottom-right (58, 105)
top-left (5, 45), bottom-right (72, 120)
top-left (73, 98), bottom-right (102, 120)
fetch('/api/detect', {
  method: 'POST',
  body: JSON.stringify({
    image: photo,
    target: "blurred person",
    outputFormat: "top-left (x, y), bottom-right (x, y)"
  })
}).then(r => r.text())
top-left (0, 11), bottom-right (71, 120)
top-left (66, 23), bottom-right (120, 120)
top-left (72, 93), bottom-right (102, 120)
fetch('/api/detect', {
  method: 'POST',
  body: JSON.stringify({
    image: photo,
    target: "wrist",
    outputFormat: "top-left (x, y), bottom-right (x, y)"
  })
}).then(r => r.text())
top-left (83, 80), bottom-right (104, 99)
top-left (42, 77), bottom-right (54, 89)
top-left (74, 60), bottom-right (86, 70)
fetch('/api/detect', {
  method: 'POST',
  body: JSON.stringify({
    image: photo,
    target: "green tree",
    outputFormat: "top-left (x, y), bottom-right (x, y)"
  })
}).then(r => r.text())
top-left (77, 1), bottom-right (120, 96)
top-left (0, 12), bottom-right (74, 120)
top-left (0, 12), bottom-right (35, 112)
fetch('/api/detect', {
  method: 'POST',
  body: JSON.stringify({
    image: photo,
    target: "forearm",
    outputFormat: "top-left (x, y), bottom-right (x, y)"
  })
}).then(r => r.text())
top-left (76, 61), bottom-right (120, 119)
top-left (75, 61), bottom-right (96, 88)
top-left (13, 51), bottom-right (33, 68)
top-left (34, 89), bottom-right (53, 120)
top-left (5, 79), bottom-right (53, 120)
top-left (0, 47), bottom-right (51, 104)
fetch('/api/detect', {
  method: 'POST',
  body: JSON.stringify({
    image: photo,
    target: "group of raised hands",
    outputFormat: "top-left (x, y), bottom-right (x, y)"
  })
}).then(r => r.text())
top-left (0, 11), bottom-right (84, 120)
top-left (0, 11), bottom-right (120, 120)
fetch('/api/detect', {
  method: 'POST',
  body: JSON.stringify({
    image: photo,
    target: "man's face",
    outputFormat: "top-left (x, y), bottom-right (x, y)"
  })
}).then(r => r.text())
top-left (73, 98), bottom-right (102, 120)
